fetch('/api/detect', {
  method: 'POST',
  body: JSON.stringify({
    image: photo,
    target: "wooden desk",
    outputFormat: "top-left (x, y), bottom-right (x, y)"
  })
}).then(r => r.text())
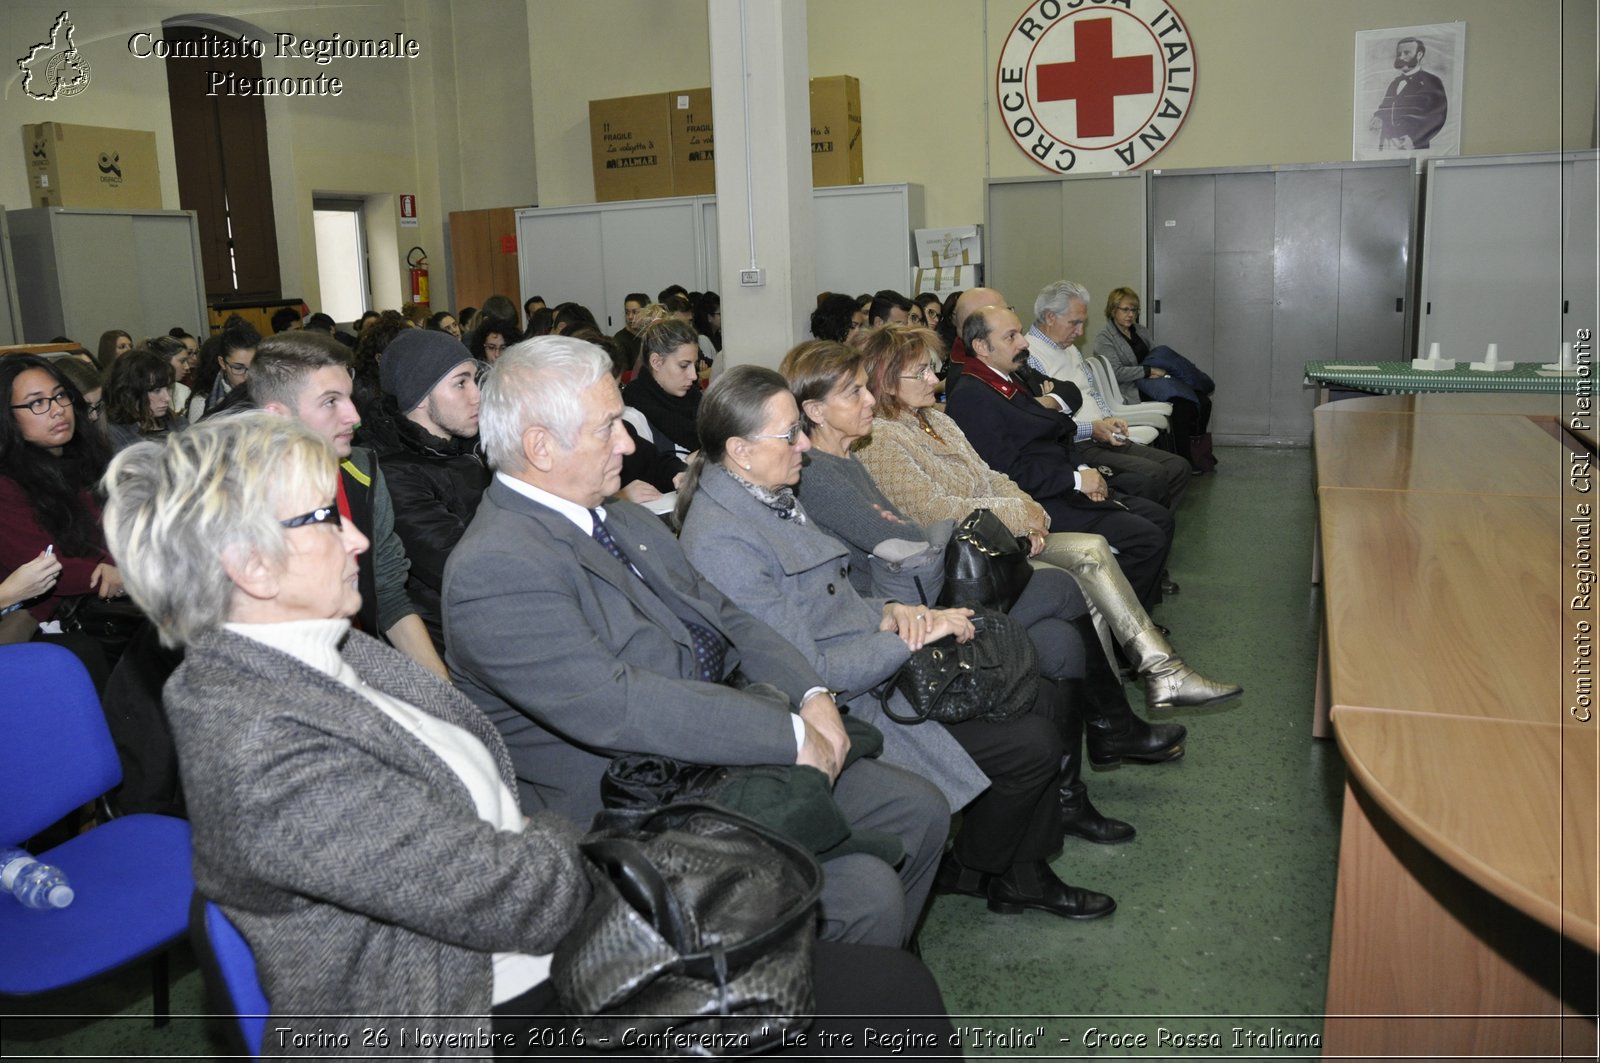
top-left (1316, 395), bottom-right (1598, 1059)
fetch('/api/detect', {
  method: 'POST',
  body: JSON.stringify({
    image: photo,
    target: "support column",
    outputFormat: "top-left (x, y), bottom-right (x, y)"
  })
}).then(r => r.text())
top-left (707, 0), bottom-right (814, 370)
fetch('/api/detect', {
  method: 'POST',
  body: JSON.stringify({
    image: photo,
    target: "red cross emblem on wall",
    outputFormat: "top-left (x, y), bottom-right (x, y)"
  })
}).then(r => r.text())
top-left (996, 0), bottom-right (1196, 173)
top-left (1035, 18), bottom-right (1154, 139)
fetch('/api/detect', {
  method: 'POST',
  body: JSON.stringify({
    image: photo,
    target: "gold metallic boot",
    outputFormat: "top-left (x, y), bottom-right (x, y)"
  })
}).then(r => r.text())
top-left (1126, 627), bottom-right (1243, 710)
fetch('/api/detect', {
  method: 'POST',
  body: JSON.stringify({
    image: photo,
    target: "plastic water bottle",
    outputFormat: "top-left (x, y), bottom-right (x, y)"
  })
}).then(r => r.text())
top-left (0, 846), bottom-right (74, 909)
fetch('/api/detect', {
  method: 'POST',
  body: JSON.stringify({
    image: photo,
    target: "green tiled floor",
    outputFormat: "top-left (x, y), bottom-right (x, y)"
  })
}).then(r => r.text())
top-left (0, 445), bottom-right (1341, 1060)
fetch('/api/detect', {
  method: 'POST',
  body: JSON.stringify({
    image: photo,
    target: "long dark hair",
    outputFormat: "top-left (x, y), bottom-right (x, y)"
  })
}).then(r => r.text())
top-left (104, 349), bottom-right (176, 431)
top-left (672, 364), bottom-right (790, 530)
top-left (0, 354), bottom-right (111, 555)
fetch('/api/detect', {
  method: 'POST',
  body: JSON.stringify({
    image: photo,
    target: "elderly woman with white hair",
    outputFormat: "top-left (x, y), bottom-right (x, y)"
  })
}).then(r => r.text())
top-left (101, 412), bottom-right (591, 1053)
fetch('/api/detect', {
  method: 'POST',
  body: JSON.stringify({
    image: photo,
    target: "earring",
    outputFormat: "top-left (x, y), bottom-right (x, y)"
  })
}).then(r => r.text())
top-left (742, 463), bottom-right (752, 471)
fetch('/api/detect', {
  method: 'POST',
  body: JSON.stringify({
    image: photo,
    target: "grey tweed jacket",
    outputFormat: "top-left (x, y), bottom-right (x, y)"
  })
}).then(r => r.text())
top-left (165, 628), bottom-right (589, 1059)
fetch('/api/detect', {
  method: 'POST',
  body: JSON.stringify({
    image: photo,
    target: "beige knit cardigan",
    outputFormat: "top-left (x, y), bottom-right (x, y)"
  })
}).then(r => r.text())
top-left (854, 408), bottom-right (1050, 535)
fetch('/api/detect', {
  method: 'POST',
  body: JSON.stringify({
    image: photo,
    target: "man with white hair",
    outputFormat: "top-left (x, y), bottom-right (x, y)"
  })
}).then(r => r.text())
top-left (443, 335), bottom-right (948, 948)
top-left (1028, 280), bottom-right (1191, 508)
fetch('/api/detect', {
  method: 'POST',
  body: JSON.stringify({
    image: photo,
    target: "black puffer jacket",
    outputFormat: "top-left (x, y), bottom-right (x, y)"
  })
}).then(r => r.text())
top-left (377, 418), bottom-right (491, 652)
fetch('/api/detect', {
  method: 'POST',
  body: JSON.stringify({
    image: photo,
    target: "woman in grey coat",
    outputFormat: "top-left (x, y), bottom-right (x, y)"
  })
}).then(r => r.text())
top-left (677, 366), bottom-right (1119, 922)
top-left (102, 413), bottom-right (590, 1055)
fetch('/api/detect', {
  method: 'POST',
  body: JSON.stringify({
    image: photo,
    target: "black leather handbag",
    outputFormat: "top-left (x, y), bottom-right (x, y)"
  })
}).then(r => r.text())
top-left (877, 606), bottom-right (1039, 726)
top-left (553, 802), bottom-right (822, 1055)
top-left (938, 508), bottom-right (1033, 611)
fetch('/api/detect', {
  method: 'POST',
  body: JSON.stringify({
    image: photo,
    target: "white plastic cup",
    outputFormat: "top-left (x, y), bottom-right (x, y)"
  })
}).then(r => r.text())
top-left (1427, 342), bottom-right (1441, 360)
top-left (1562, 342), bottom-right (1576, 369)
top-left (1484, 343), bottom-right (1499, 364)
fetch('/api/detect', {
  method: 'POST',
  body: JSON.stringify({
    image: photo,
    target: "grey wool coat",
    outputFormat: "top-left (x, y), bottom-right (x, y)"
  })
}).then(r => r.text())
top-left (679, 463), bottom-right (990, 811)
top-left (165, 628), bottom-right (589, 1059)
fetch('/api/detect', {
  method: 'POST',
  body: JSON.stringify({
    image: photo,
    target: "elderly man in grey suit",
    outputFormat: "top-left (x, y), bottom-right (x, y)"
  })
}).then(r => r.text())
top-left (443, 335), bottom-right (949, 947)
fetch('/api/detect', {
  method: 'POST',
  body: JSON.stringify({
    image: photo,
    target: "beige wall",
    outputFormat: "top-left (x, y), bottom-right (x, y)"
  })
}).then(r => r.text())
top-left (3, 0), bottom-right (1592, 329)
top-left (526, 0), bottom-right (1595, 226)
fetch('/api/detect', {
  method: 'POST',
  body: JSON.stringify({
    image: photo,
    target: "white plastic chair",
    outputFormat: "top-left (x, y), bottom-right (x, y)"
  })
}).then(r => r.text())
top-left (1087, 354), bottom-right (1173, 432)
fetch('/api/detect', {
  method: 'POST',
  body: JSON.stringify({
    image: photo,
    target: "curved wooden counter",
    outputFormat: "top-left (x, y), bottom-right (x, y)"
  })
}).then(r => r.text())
top-left (1315, 393), bottom-right (1598, 1058)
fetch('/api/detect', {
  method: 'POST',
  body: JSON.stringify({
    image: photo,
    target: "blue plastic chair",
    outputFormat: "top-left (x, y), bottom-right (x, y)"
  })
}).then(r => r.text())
top-left (190, 894), bottom-right (268, 1060)
top-left (0, 643), bottom-right (194, 1024)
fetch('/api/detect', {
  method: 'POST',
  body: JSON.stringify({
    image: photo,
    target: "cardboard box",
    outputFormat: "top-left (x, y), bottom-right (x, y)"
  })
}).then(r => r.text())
top-left (668, 87), bottom-right (715, 196)
top-left (809, 76), bottom-right (862, 187)
top-left (915, 225), bottom-right (982, 269)
top-left (589, 94), bottom-right (675, 202)
top-left (22, 123), bottom-right (161, 209)
top-left (912, 265), bottom-right (981, 298)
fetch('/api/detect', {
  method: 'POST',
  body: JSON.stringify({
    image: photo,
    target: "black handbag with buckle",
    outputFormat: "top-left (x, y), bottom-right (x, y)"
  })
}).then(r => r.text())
top-left (876, 606), bottom-right (1039, 726)
top-left (938, 508), bottom-right (1033, 611)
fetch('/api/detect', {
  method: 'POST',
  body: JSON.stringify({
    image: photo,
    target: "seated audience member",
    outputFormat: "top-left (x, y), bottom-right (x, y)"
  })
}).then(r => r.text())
top-left (679, 364), bottom-right (1125, 920)
top-left (355, 309), bottom-right (381, 335)
top-left (167, 327), bottom-right (201, 365)
top-left (612, 291), bottom-right (648, 371)
top-left (935, 291), bottom-right (962, 352)
top-left (657, 283), bottom-right (689, 306)
top-left (304, 311), bottom-right (358, 348)
top-left (781, 340), bottom-right (1183, 772)
top-left (1094, 286), bottom-right (1217, 471)
top-left (50, 356), bottom-right (106, 437)
top-left (0, 354), bottom-right (124, 676)
top-left (946, 297), bottom-right (1176, 611)
top-left (376, 330), bottom-right (491, 655)
top-left (270, 306), bottom-right (303, 333)
top-left (455, 306), bottom-right (479, 335)
top-left (104, 349), bottom-right (183, 453)
top-left (522, 306), bottom-right (555, 339)
top-left (914, 292), bottom-right (942, 332)
top-left (693, 290), bottom-right (722, 368)
top-left (551, 302), bottom-right (599, 336)
top-left (469, 317), bottom-right (518, 364)
top-left (95, 329), bottom-right (133, 372)
top-left (187, 317), bottom-right (260, 423)
top-left (444, 336), bottom-right (949, 947)
top-left (249, 331), bottom-right (448, 679)
top-left (145, 335), bottom-right (197, 425)
top-left (399, 301), bottom-right (429, 327)
top-left (856, 326), bottom-right (1240, 711)
top-left (100, 412), bottom-right (590, 1050)
top-left (621, 319), bottom-right (701, 471)
top-left (1027, 281), bottom-right (1191, 507)
top-left (350, 309), bottom-right (412, 402)
top-left (426, 310), bottom-right (462, 338)
top-left (480, 294), bottom-right (520, 330)
top-left (810, 292), bottom-right (867, 346)
top-left (522, 295), bottom-right (546, 321)
top-left (868, 290), bottom-right (913, 328)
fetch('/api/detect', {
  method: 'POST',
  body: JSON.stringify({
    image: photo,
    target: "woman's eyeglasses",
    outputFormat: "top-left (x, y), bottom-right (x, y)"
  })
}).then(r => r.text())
top-left (899, 364), bottom-right (937, 381)
top-left (10, 390), bottom-right (73, 416)
top-left (750, 422), bottom-right (807, 446)
top-left (280, 506), bottom-right (343, 530)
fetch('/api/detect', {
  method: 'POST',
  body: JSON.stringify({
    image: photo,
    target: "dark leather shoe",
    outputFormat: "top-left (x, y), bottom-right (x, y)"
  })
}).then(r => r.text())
top-left (934, 853), bottom-right (990, 898)
top-left (1160, 573), bottom-right (1181, 596)
top-left (986, 862), bottom-right (1116, 920)
top-left (1060, 782), bottom-right (1136, 844)
top-left (1087, 718), bottom-right (1187, 767)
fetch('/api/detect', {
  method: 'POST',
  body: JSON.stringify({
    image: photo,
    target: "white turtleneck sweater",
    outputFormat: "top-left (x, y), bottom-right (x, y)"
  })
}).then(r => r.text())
top-left (224, 618), bottom-right (550, 1002)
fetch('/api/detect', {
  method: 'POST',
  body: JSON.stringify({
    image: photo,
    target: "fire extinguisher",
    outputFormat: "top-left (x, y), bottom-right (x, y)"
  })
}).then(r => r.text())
top-left (407, 246), bottom-right (429, 308)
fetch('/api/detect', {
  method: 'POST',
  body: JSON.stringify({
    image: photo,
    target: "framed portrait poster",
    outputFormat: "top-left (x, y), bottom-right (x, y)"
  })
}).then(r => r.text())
top-left (1353, 22), bottom-right (1465, 161)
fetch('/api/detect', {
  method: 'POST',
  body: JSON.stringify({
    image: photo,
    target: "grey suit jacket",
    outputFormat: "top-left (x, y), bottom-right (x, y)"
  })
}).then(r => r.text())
top-left (165, 628), bottom-right (588, 1057)
top-left (679, 464), bottom-right (989, 811)
top-left (444, 478), bottom-right (824, 821)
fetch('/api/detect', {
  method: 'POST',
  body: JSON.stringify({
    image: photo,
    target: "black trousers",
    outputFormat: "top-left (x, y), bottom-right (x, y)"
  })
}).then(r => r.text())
top-left (491, 943), bottom-right (957, 1058)
top-left (942, 683), bottom-right (1063, 875)
top-left (1079, 438), bottom-right (1191, 509)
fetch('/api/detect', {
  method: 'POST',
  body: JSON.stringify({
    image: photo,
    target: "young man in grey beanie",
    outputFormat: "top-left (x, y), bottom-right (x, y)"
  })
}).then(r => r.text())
top-left (378, 329), bottom-right (492, 654)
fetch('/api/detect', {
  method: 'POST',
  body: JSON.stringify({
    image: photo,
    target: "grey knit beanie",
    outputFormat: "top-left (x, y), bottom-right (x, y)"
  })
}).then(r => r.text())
top-left (380, 329), bottom-right (473, 411)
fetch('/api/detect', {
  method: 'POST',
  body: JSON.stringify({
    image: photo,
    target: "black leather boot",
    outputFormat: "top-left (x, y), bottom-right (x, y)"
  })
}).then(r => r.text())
top-left (1068, 615), bottom-right (1187, 766)
top-left (985, 860), bottom-right (1116, 919)
top-left (1055, 689), bottom-right (1136, 844)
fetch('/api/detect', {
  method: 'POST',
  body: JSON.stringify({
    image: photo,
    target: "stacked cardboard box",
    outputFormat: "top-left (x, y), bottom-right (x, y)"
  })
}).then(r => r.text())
top-left (911, 225), bottom-right (982, 297)
top-left (21, 122), bottom-right (161, 209)
top-left (590, 76), bottom-right (865, 201)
